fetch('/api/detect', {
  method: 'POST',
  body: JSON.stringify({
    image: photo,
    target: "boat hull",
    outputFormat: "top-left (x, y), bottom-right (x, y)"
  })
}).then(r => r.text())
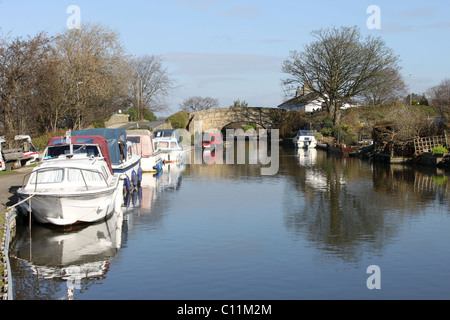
top-left (18, 182), bottom-right (123, 226)
top-left (140, 154), bottom-right (163, 172)
top-left (161, 150), bottom-right (186, 164)
top-left (112, 156), bottom-right (141, 189)
top-left (294, 140), bottom-right (317, 149)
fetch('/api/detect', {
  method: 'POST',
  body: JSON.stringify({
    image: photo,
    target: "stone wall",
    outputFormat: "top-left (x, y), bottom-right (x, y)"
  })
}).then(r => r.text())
top-left (105, 114), bottom-right (129, 127)
top-left (187, 107), bottom-right (275, 134)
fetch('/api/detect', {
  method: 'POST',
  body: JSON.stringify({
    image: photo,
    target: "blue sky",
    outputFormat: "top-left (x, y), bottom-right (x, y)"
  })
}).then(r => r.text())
top-left (1, 0), bottom-right (449, 116)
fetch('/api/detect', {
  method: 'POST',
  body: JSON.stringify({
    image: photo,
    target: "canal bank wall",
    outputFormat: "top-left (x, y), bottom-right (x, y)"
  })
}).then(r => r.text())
top-left (0, 166), bottom-right (34, 300)
top-left (1, 207), bottom-right (17, 300)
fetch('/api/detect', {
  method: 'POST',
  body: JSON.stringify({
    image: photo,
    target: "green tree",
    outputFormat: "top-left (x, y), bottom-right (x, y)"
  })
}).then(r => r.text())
top-left (143, 109), bottom-right (157, 121)
top-left (167, 110), bottom-right (189, 129)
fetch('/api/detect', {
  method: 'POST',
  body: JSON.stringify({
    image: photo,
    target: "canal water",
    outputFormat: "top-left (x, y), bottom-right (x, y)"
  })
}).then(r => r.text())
top-left (8, 145), bottom-right (450, 300)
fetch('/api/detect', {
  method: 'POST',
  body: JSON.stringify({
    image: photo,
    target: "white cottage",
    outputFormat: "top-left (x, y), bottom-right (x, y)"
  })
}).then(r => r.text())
top-left (278, 85), bottom-right (325, 112)
top-left (278, 85), bottom-right (357, 112)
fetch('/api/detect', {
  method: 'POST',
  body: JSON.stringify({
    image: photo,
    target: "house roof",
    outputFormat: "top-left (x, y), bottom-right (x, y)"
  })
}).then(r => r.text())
top-left (278, 92), bottom-right (321, 108)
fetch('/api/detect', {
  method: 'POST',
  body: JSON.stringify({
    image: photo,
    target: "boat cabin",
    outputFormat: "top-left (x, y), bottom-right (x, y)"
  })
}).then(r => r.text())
top-left (127, 129), bottom-right (157, 157)
top-left (153, 129), bottom-right (182, 144)
top-left (44, 135), bottom-right (113, 174)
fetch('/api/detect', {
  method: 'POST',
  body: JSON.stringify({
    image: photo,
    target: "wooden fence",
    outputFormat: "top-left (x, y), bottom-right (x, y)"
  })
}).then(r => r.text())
top-left (414, 133), bottom-right (448, 153)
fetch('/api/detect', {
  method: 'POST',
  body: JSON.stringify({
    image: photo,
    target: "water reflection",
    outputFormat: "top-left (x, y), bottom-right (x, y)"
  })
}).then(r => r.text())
top-left (9, 209), bottom-right (123, 300)
top-left (283, 149), bottom-right (450, 262)
top-left (10, 161), bottom-right (187, 300)
top-left (9, 146), bottom-right (450, 299)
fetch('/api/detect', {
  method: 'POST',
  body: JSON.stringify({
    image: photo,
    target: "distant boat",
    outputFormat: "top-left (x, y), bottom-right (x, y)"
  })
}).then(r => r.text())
top-left (293, 130), bottom-right (317, 149)
top-left (73, 128), bottom-right (142, 191)
top-left (127, 129), bottom-right (163, 173)
top-left (17, 133), bottom-right (124, 226)
top-left (202, 131), bottom-right (223, 149)
top-left (153, 129), bottom-right (187, 164)
top-left (327, 143), bottom-right (355, 155)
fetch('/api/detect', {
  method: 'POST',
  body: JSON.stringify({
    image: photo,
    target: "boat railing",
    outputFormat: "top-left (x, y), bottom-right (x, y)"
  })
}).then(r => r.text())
top-left (22, 166), bottom-right (110, 192)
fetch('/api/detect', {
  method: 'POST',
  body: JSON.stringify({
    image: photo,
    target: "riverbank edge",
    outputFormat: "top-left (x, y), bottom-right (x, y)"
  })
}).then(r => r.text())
top-left (0, 166), bottom-right (34, 300)
top-left (0, 206), bottom-right (13, 300)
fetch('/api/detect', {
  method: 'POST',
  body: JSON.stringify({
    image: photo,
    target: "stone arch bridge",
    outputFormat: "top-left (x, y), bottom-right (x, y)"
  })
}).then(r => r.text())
top-left (186, 107), bottom-right (280, 134)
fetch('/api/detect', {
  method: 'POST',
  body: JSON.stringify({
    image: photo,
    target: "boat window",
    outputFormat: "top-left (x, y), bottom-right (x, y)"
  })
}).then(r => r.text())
top-left (159, 141), bottom-right (169, 148)
top-left (29, 169), bottom-right (64, 184)
top-left (67, 169), bottom-right (104, 182)
top-left (128, 136), bottom-right (140, 143)
top-left (74, 145), bottom-right (100, 157)
top-left (46, 146), bottom-right (70, 158)
top-left (170, 142), bottom-right (177, 148)
top-left (101, 166), bottom-right (109, 179)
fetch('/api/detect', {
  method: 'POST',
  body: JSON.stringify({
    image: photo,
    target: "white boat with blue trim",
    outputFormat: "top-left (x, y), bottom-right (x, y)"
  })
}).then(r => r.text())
top-left (293, 130), bottom-right (318, 149)
top-left (73, 128), bottom-right (142, 191)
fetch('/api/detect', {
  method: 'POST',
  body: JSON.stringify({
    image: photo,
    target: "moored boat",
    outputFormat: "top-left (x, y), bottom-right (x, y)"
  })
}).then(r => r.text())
top-left (73, 128), bottom-right (142, 191)
top-left (153, 129), bottom-right (187, 164)
top-left (155, 138), bottom-right (186, 164)
top-left (17, 133), bottom-right (124, 226)
top-left (126, 129), bottom-right (163, 173)
top-left (293, 130), bottom-right (318, 149)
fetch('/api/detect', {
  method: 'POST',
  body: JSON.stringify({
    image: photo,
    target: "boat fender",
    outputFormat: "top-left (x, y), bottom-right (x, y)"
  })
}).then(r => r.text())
top-left (131, 170), bottom-right (137, 187)
top-left (124, 176), bottom-right (132, 192)
top-left (153, 160), bottom-right (163, 172)
top-left (137, 167), bottom-right (143, 183)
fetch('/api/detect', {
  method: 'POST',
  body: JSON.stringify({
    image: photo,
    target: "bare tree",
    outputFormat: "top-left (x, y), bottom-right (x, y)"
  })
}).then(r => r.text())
top-left (54, 23), bottom-right (131, 129)
top-left (360, 68), bottom-right (407, 105)
top-left (32, 52), bottom-right (68, 133)
top-left (130, 55), bottom-right (174, 119)
top-left (427, 78), bottom-right (450, 117)
top-left (180, 96), bottom-right (219, 112)
top-left (0, 32), bottom-right (54, 146)
top-left (282, 26), bottom-right (401, 125)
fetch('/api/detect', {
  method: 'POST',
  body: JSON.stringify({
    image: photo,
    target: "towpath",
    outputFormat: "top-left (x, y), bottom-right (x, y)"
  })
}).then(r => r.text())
top-left (0, 166), bottom-right (33, 210)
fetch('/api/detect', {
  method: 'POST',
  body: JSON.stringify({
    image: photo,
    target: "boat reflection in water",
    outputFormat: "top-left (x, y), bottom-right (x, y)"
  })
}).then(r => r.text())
top-left (123, 162), bottom-right (186, 211)
top-left (10, 210), bottom-right (124, 300)
top-left (296, 148), bottom-right (317, 167)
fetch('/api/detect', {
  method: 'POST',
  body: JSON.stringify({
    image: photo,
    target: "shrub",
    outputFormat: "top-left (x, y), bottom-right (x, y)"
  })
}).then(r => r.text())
top-left (432, 145), bottom-right (448, 154)
top-left (33, 129), bottom-right (67, 151)
top-left (243, 122), bottom-right (256, 131)
top-left (167, 110), bottom-right (189, 129)
top-left (143, 109), bottom-right (157, 122)
top-left (91, 119), bottom-right (106, 128)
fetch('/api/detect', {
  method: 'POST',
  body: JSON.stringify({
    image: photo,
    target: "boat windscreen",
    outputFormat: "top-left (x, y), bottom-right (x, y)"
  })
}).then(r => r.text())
top-left (46, 145), bottom-right (100, 158)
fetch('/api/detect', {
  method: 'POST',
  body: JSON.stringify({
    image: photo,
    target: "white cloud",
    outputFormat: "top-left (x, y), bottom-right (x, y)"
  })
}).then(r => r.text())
top-left (400, 6), bottom-right (436, 19)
